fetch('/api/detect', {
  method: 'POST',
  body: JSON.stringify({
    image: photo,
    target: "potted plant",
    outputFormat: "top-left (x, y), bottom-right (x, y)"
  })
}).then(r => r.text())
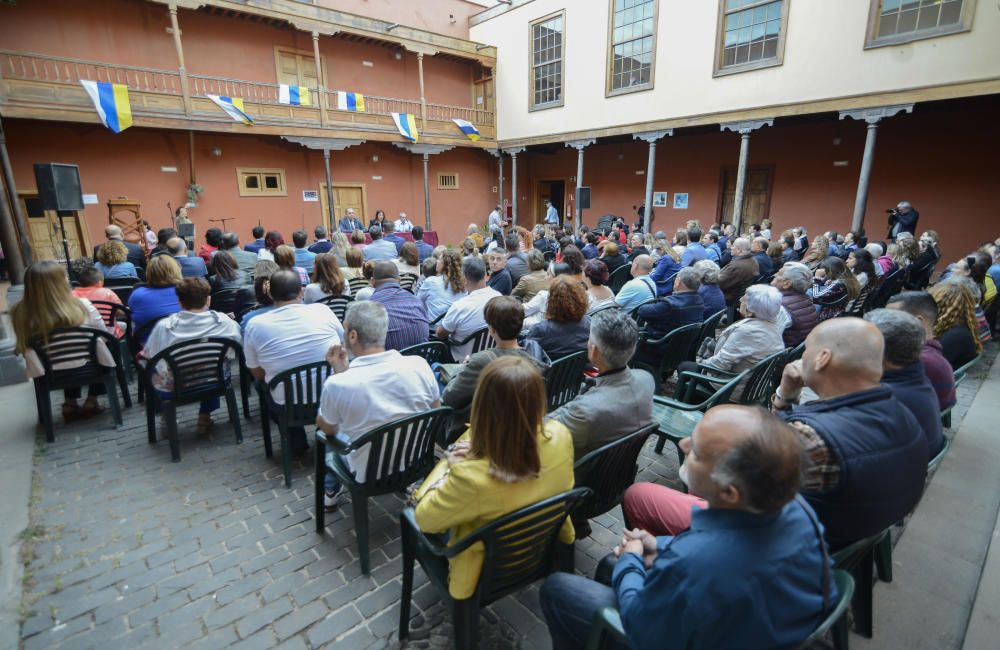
top-left (186, 183), bottom-right (204, 207)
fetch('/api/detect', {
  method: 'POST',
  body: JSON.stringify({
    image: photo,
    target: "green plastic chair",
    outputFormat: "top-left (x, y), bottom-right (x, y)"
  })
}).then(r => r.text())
top-left (608, 264), bottom-right (634, 294)
top-left (315, 407), bottom-right (453, 574)
top-left (400, 340), bottom-right (451, 365)
top-left (256, 361), bottom-right (333, 487)
top-left (629, 322), bottom-right (702, 393)
top-left (545, 350), bottom-right (590, 412)
top-left (941, 356), bottom-right (979, 428)
top-left (573, 424), bottom-right (658, 528)
top-left (583, 569), bottom-right (855, 650)
top-left (832, 528), bottom-right (890, 639)
top-left (397, 488), bottom-right (591, 650)
top-left (688, 309), bottom-right (725, 361)
top-left (649, 368), bottom-right (748, 457)
top-left (682, 348), bottom-right (789, 407)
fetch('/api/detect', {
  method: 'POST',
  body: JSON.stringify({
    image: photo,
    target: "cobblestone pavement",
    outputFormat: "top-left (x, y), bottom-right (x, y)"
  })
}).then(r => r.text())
top-left (17, 346), bottom-right (994, 649)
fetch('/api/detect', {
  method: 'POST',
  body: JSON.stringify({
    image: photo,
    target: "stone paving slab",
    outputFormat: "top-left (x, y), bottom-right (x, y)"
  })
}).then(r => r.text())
top-left (16, 382), bottom-right (682, 649)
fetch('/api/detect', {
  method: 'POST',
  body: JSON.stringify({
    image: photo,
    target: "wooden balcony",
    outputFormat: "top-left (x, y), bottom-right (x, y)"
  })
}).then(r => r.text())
top-left (0, 50), bottom-right (495, 145)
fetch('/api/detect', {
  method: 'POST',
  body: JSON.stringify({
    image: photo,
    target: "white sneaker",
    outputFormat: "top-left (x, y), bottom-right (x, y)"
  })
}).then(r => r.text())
top-left (324, 487), bottom-right (343, 512)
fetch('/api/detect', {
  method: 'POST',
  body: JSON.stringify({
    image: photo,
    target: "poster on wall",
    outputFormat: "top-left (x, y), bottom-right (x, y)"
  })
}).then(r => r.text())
top-left (673, 193), bottom-right (689, 209)
top-left (302, 190), bottom-right (319, 202)
top-left (652, 192), bottom-right (668, 207)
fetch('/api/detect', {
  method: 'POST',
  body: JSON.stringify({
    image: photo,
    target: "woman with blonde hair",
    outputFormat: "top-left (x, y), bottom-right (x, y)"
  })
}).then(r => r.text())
top-left (304, 252), bottom-right (350, 303)
top-left (12, 260), bottom-right (114, 421)
top-left (329, 231), bottom-right (351, 266)
top-left (95, 240), bottom-right (138, 280)
top-left (929, 279), bottom-right (982, 368)
top-left (340, 247), bottom-right (364, 280)
top-left (800, 235), bottom-right (830, 271)
top-left (274, 244), bottom-right (309, 286)
top-left (412, 356), bottom-right (575, 600)
top-left (350, 229), bottom-right (367, 250)
top-left (417, 250), bottom-right (467, 320)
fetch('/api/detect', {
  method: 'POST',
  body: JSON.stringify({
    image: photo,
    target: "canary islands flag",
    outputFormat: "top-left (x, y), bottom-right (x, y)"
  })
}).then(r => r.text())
top-left (452, 118), bottom-right (480, 142)
top-left (279, 84), bottom-right (311, 106)
top-left (391, 113), bottom-right (419, 143)
top-left (80, 80), bottom-right (133, 133)
top-left (336, 91), bottom-right (365, 113)
top-left (207, 94), bottom-right (254, 125)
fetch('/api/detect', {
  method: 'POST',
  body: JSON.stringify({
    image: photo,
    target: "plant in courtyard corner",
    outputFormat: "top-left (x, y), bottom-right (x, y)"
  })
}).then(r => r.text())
top-left (187, 183), bottom-right (204, 206)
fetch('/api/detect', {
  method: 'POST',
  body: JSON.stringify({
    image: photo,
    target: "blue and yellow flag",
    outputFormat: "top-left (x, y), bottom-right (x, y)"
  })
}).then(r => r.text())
top-left (391, 112), bottom-right (419, 143)
top-left (336, 91), bottom-right (365, 112)
top-left (452, 118), bottom-right (481, 142)
top-left (207, 94), bottom-right (254, 125)
top-left (279, 84), bottom-right (311, 106)
top-left (80, 80), bottom-right (133, 133)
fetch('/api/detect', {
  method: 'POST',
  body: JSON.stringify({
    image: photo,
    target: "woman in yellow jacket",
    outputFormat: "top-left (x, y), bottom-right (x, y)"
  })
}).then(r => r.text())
top-left (413, 356), bottom-right (576, 599)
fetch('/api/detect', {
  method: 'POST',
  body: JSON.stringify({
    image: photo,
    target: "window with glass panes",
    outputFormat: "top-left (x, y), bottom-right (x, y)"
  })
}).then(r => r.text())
top-left (610, 0), bottom-right (656, 92)
top-left (874, 0), bottom-right (965, 38)
top-left (531, 13), bottom-right (564, 108)
top-left (721, 0), bottom-right (783, 68)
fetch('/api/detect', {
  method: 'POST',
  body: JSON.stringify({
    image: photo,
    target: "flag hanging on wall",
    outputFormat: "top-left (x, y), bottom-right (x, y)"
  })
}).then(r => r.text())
top-left (391, 113), bottom-right (419, 143)
top-left (336, 91), bottom-right (366, 112)
top-left (452, 118), bottom-right (481, 142)
top-left (79, 80), bottom-right (133, 133)
top-left (207, 94), bottom-right (254, 125)
top-left (279, 84), bottom-right (311, 106)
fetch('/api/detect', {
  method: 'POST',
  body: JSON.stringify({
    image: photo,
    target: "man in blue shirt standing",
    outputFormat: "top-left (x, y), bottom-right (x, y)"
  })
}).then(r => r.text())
top-left (680, 227), bottom-right (708, 267)
top-left (544, 199), bottom-right (559, 228)
top-left (540, 405), bottom-right (837, 650)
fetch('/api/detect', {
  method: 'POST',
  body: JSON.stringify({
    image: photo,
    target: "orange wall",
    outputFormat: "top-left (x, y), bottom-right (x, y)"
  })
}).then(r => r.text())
top-left (520, 96), bottom-right (1000, 266)
top-left (4, 119), bottom-right (498, 249)
top-left (0, 0), bottom-right (476, 108)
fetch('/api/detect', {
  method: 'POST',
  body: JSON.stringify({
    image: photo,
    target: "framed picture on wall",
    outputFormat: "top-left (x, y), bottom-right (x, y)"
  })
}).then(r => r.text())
top-left (652, 192), bottom-right (668, 207)
top-left (673, 193), bottom-right (689, 209)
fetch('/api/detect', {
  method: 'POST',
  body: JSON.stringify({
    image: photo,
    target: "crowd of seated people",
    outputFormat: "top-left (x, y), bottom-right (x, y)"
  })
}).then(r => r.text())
top-left (13, 207), bottom-right (999, 650)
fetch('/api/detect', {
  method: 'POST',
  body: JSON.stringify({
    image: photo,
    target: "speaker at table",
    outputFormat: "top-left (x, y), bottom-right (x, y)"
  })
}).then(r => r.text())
top-left (33, 163), bottom-right (84, 211)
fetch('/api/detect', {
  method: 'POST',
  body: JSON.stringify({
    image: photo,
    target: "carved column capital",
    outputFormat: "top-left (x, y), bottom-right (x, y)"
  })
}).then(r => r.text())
top-left (633, 129), bottom-right (673, 144)
top-left (565, 138), bottom-right (596, 151)
top-left (838, 104), bottom-right (914, 125)
top-left (504, 147), bottom-right (526, 156)
top-left (720, 119), bottom-right (774, 135)
top-left (392, 143), bottom-right (455, 156)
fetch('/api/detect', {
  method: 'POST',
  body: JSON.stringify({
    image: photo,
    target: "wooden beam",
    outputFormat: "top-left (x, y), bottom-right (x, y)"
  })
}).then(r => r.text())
top-left (168, 4), bottom-right (193, 116)
top-left (312, 31), bottom-right (329, 127)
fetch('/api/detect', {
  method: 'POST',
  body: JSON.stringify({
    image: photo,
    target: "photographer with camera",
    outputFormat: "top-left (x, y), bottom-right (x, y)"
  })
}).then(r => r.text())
top-left (887, 201), bottom-right (920, 240)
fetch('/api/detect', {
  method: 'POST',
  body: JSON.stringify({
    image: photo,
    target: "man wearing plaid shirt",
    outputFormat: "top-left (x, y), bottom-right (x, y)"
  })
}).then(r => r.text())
top-left (369, 262), bottom-right (429, 351)
top-left (621, 318), bottom-right (928, 550)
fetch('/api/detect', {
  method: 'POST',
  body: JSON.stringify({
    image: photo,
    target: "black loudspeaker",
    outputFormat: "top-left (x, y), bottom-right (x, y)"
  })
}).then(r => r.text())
top-left (33, 163), bottom-right (84, 211)
top-left (576, 186), bottom-right (591, 210)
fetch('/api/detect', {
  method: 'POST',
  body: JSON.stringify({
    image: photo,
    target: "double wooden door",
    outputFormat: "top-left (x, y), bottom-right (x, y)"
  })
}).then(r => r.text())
top-left (320, 183), bottom-right (367, 230)
top-left (719, 166), bottom-right (773, 228)
top-left (19, 194), bottom-right (89, 261)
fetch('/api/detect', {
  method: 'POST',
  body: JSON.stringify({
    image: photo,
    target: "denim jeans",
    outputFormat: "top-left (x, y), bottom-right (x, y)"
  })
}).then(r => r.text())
top-left (540, 572), bottom-right (623, 650)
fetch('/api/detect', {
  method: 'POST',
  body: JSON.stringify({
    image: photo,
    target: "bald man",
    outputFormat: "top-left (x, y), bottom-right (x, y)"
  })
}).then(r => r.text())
top-left (614, 254), bottom-right (656, 312)
top-left (624, 318), bottom-right (928, 550)
top-left (541, 405), bottom-right (837, 650)
top-left (93, 224), bottom-right (146, 269)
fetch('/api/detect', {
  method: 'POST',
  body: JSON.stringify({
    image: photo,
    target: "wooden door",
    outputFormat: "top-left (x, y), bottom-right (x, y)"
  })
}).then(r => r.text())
top-left (473, 66), bottom-right (495, 114)
top-left (536, 181), bottom-right (552, 225)
top-left (320, 183), bottom-right (367, 230)
top-left (719, 166), bottom-right (773, 230)
top-left (20, 194), bottom-right (88, 261)
top-left (275, 50), bottom-right (322, 105)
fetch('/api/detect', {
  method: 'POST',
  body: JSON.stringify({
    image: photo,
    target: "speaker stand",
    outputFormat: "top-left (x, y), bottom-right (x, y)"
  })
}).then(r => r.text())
top-left (56, 211), bottom-right (74, 282)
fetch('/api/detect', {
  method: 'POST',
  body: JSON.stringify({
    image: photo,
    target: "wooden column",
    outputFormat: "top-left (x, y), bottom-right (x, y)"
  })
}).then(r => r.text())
top-left (417, 53), bottom-right (428, 130)
top-left (0, 172), bottom-right (25, 284)
top-left (633, 130), bottom-right (672, 234)
top-left (312, 31), bottom-right (329, 127)
top-left (188, 131), bottom-right (196, 185)
top-left (168, 4), bottom-right (193, 116)
top-left (720, 119), bottom-right (773, 234)
top-left (507, 147), bottom-right (525, 227)
top-left (565, 139), bottom-right (596, 225)
top-left (0, 117), bottom-right (32, 268)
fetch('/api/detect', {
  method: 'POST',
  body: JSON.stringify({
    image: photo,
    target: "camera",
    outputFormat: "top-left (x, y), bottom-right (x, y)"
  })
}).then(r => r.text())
top-left (886, 208), bottom-right (898, 216)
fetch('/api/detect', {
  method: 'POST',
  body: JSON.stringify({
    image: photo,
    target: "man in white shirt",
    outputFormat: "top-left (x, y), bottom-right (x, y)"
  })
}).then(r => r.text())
top-left (614, 254), bottom-right (657, 313)
top-left (488, 205), bottom-right (505, 235)
top-left (244, 270), bottom-right (344, 454)
top-left (316, 301), bottom-right (439, 509)
top-left (362, 225), bottom-right (398, 262)
top-left (437, 257), bottom-right (501, 361)
top-left (394, 212), bottom-right (414, 233)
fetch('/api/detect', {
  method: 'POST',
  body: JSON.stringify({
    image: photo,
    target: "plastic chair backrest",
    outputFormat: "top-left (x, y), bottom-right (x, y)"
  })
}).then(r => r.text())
top-left (353, 407), bottom-right (453, 491)
top-left (927, 435), bottom-right (951, 472)
top-left (690, 309), bottom-right (725, 360)
top-left (452, 326), bottom-right (495, 356)
top-left (320, 294), bottom-right (354, 321)
top-left (647, 322), bottom-right (702, 378)
top-left (545, 350), bottom-right (589, 411)
top-left (89, 300), bottom-right (132, 339)
top-left (466, 488), bottom-right (591, 605)
top-left (587, 303), bottom-right (619, 318)
top-left (145, 337), bottom-right (243, 402)
top-left (29, 327), bottom-right (118, 386)
top-left (399, 273), bottom-right (419, 293)
top-left (348, 276), bottom-right (370, 294)
top-left (211, 287), bottom-right (248, 314)
top-left (873, 268), bottom-right (903, 308)
top-left (831, 528), bottom-right (887, 571)
top-left (130, 314), bottom-right (170, 355)
top-left (267, 361), bottom-right (333, 427)
top-left (573, 424), bottom-right (657, 520)
top-left (400, 341), bottom-right (450, 365)
top-left (738, 348), bottom-right (790, 405)
top-left (800, 569), bottom-right (855, 647)
top-left (609, 264), bottom-right (633, 294)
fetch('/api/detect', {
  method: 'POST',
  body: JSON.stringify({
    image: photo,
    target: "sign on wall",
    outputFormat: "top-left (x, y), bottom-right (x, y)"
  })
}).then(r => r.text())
top-left (302, 190), bottom-right (319, 202)
top-left (673, 193), bottom-right (689, 209)
top-left (652, 192), bottom-right (668, 207)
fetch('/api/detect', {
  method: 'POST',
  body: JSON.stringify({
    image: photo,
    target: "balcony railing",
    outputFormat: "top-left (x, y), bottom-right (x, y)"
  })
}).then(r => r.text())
top-left (1, 50), bottom-right (494, 135)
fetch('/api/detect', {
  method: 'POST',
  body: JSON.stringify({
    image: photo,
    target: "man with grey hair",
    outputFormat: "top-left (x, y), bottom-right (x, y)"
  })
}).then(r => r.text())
top-left (94, 224), bottom-right (147, 269)
top-left (888, 200), bottom-right (919, 240)
top-left (638, 266), bottom-right (705, 339)
top-left (772, 261), bottom-right (818, 347)
top-left (719, 237), bottom-right (759, 302)
top-left (316, 300), bottom-right (439, 509)
top-left (548, 309), bottom-right (655, 461)
top-left (362, 225), bottom-right (397, 262)
top-left (865, 309), bottom-right (944, 458)
top-left (166, 236), bottom-right (208, 278)
top-left (221, 231), bottom-right (258, 276)
top-left (615, 254), bottom-right (657, 313)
